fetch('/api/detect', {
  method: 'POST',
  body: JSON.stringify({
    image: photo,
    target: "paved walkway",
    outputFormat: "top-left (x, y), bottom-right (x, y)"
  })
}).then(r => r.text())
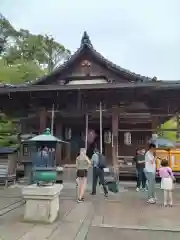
top-left (1, 183), bottom-right (180, 239)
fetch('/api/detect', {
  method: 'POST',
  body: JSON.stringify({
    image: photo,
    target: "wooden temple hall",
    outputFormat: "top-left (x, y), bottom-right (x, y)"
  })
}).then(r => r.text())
top-left (0, 31), bottom-right (180, 166)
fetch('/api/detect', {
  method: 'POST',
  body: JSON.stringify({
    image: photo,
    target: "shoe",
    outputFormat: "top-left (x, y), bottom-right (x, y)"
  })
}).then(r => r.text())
top-left (104, 193), bottom-right (108, 198)
top-left (147, 198), bottom-right (156, 204)
top-left (91, 193), bottom-right (96, 195)
top-left (136, 188), bottom-right (140, 192)
top-left (77, 199), bottom-right (83, 203)
top-left (153, 196), bottom-right (157, 201)
top-left (141, 188), bottom-right (146, 192)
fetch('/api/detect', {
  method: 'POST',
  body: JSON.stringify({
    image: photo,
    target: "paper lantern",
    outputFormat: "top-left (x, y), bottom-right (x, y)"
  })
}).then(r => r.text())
top-left (65, 128), bottom-right (71, 140)
top-left (87, 130), bottom-right (96, 143)
top-left (124, 132), bottom-right (131, 145)
top-left (104, 130), bottom-right (112, 144)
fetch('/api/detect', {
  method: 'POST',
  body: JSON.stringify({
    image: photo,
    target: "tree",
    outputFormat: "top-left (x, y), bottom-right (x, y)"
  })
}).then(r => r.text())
top-left (40, 35), bottom-right (71, 72)
top-left (1, 14), bottom-right (71, 72)
top-left (0, 59), bottom-right (46, 84)
top-left (0, 113), bottom-right (18, 147)
top-left (3, 29), bottom-right (71, 72)
top-left (0, 14), bottom-right (19, 55)
top-left (160, 118), bottom-right (177, 141)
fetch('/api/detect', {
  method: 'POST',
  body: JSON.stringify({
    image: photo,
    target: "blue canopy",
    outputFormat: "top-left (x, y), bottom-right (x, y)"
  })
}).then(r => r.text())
top-left (149, 137), bottom-right (175, 148)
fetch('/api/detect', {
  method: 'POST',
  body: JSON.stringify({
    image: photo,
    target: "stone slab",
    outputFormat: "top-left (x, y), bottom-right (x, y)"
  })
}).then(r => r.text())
top-left (0, 197), bottom-right (22, 211)
top-left (49, 202), bottom-right (92, 240)
top-left (0, 222), bottom-right (34, 240)
top-left (92, 190), bottom-right (180, 230)
top-left (86, 226), bottom-right (180, 240)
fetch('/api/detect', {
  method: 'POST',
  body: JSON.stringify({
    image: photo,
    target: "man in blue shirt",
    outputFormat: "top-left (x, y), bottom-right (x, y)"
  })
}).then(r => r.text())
top-left (91, 148), bottom-right (108, 197)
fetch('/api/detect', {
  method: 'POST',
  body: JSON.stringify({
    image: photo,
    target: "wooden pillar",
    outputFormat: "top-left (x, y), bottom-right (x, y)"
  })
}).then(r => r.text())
top-left (112, 107), bottom-right (119, 168)
top-left (39, 108), bottom-right (47, 133)
top-left (151, 116), bottom-right (158, 136)
top-left (56, 122), bottom-right (62, 165)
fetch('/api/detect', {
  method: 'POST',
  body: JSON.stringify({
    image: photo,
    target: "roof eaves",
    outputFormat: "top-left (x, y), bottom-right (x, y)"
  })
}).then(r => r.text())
top-left (88, 46), bottom-right (153, 82)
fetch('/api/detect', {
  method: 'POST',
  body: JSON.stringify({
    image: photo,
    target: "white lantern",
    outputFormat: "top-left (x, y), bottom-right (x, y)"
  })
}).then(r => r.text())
top-left (104, 130), bottom-right (112, 144)
top-left (124, 132), bottom-right (131, 145)
top-left (65, 128), bottom-right (71, 140)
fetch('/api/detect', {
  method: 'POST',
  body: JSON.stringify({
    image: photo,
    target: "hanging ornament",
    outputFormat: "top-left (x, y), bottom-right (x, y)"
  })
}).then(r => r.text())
top-left (65, 128), bottom-right (71, 140)
top-left (104, 130), bottom-right (112, 144)
top-left (87, 130), bottom-right (96, 143)
top-left (124, 132), bottom-right (131, 145)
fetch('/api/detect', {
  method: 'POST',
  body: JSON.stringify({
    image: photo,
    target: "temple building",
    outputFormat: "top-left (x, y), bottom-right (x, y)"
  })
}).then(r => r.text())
top-left (0, 31), bottom-right (180, 168)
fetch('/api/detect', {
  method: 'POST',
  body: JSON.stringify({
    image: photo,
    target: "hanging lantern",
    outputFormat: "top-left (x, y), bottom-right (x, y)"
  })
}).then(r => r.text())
top-left (104, 130), bottom-right (112, 144)
top-left (65, 128), bottom-right (71, 140)
top-left (124, 132), bottom-right (131, 145)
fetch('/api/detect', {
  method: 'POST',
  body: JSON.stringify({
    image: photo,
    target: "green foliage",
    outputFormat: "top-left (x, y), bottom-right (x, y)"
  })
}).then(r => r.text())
top-left (1, 14), bottom-right (71, 84)
top-left (0, 59), bottom-right (46, 84)
top-left (160, 118), bottom-right (177, 141)
top-left (4, 33), bottom-right (71, 72)
top-left (1, 17), bottom-right (71, 73)
top-left (0, 114), bottom-right (18, 147)
top-left (0, 13), bottom-right (19, 55)
top-left (40, 35), bottom-right (71, 72)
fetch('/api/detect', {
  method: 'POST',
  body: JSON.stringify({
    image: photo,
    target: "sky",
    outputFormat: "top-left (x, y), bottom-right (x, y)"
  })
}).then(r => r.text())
top-left (1, 0), bottom-right (180, 80)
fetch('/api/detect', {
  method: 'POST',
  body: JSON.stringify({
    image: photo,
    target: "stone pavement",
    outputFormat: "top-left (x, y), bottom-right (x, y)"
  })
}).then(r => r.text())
top-left (1, 183), bottom-right (180, 239)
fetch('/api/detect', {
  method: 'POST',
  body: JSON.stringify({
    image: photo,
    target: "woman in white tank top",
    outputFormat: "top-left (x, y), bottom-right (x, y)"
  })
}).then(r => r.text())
top-left (76, 148), bottom-right (91, 203)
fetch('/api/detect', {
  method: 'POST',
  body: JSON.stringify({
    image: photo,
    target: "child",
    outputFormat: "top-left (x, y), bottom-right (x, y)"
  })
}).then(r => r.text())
top-left (159, 159), bottom-right (175, 207)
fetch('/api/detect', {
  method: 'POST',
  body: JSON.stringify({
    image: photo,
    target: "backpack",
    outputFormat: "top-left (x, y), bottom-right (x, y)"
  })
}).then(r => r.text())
top-left (97, 153), bottom-right (106, 169)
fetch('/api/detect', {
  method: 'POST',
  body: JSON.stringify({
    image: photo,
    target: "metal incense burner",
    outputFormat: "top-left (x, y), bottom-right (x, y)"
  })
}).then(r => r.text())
top-left (24, 128), bottom-right (66, 186)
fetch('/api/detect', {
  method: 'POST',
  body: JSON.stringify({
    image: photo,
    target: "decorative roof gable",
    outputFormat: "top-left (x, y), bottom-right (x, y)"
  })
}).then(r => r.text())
top-left (0, 32), bottom-right (155, 88)
top-left (80, 31), bottom-right (93, 47)
top-left (33, 31), bottom-right (154, 85)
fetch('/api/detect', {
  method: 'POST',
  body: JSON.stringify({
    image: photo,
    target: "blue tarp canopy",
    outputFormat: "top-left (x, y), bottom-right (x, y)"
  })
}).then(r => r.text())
top-left (149, 137), bottom-right (175, 148)
top-left (0, 147), bottom-right (18, 154)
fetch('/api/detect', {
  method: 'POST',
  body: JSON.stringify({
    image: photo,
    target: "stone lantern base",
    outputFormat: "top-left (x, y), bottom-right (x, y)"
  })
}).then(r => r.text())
top-left (22, 184), bottom-right (63, 223)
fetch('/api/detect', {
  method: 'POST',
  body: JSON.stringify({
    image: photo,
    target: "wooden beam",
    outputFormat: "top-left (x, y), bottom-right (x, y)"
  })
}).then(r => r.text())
top-left (118, 128), bottom-right (178, 132)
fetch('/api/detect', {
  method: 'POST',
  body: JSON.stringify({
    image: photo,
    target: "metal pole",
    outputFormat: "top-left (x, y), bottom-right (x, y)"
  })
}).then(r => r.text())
top-left (85, 114), bottom-right (88, 150)
top-left (51, 103), bottom-right (55, 135)
top-left (100, 101), bottom-right (103, 154)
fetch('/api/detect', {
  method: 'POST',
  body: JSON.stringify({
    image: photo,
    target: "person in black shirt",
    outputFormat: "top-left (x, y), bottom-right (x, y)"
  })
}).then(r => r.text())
top-left (133, 148), bottom-right (146, 191)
